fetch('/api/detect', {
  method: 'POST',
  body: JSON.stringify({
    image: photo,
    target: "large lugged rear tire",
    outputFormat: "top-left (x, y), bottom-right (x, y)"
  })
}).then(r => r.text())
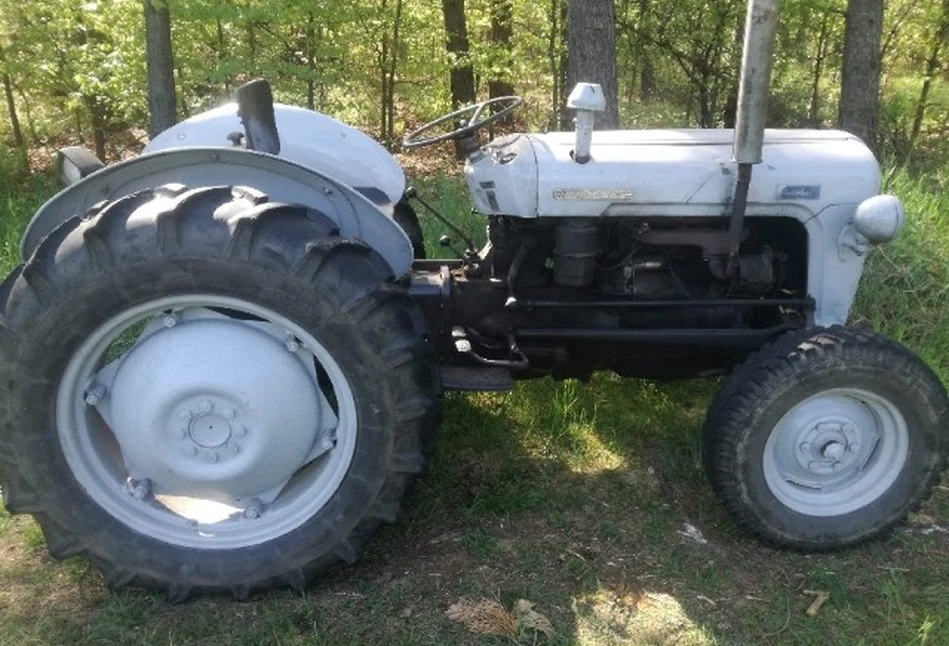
top-left (0, 184), bottom-right (440, 599)
top-left (704, 326), bottom-right (948, 549)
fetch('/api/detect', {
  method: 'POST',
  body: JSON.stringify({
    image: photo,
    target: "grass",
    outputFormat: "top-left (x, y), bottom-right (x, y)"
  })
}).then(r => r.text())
top-left (1, 164), bottom-right (948, 645)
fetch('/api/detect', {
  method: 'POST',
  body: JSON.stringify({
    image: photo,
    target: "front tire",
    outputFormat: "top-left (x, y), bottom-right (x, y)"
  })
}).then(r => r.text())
top-left (0, 185), bottom-right (440, 598)
top-left (704, 326), bottom-right (948, 549)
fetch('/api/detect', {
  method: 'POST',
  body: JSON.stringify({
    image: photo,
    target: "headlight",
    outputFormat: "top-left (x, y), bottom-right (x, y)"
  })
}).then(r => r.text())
top-left (853, 195), bottom-right (905, 244)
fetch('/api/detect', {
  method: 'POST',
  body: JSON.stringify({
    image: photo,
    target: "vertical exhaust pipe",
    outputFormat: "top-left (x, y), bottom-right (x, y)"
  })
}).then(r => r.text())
top-left (725, 0), bottom-right (780, 274)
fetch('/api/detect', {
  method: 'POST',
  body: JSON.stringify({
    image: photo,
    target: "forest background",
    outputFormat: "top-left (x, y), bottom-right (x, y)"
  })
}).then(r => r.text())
top-left (0, 0), bottom-right (947, 172)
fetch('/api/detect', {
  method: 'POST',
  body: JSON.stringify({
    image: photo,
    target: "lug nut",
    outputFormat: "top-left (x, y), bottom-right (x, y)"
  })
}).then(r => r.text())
top-left (228, 443), bottom-right (240, 455)
top-left (203, 450), bottom-right (219, 464)
top-left (321, 438), bottom-right (335, 452)
top-left (162, 313), bottom-right (178, 328)
top-left (130, 479), bottom-right (151, 500)
top-left (849, 442), bottom-right (860, 453)
top-left (286, 338), bottom-right (301, 353)
top-left (808, 461), bottom-right (819, 472)
top-left (223, 408), bottom-right (236, 420)
top-left (182, 445), bottom-right (197, 457)
top-left (200, 399), bottom-right (213, 413)
top-left (799, 442), bottom-right (811, 453)
top-left (843, 423), bottom-right (856, 433)
top-left (84, 383), bottom-right (107, 406)
top-left (234, 426), bottom-right (248, 438)
top-left (832, 462), bottom-right (842, 471)
top-left (243, 499), bottom-right (263, 519)
top-left (178, 409), bottom-right (193, 421)
top-left (174, 425), bottom-right (187, 439)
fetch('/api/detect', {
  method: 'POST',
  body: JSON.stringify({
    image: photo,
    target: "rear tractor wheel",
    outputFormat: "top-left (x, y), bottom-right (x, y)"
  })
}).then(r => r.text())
top-left (0, 185), bottom-right (440, 598)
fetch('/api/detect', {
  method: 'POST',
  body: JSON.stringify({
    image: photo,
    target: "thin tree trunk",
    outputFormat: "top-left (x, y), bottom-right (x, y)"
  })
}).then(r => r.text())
top-left (910, 2), bottom-right (949, 148)
top-left (839, 0), bottom-right (885, 150)
top-left (566, 0), bottom-right (619, 129)
top-left (638, 0), bottom-right (655, 101)
top-left (548, 0), bottom-right (560, 128)
top-left (809, 13), bottom-right (830, 125)
top-left (143, 0), bottom-right (177, 138)
top-left (306, 11), bottom-right (316, 110)
top-left (0, 45), bottom-right (24, 148)
top-left (217, 19), bottom-right (230, 92)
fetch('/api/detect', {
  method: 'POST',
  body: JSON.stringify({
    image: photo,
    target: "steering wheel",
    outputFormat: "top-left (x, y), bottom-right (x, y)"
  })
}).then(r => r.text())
top-left (402, 96), bottom-right (522, 149)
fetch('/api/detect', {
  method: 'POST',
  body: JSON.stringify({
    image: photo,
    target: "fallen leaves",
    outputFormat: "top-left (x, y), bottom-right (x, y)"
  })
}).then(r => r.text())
top-left (445, 597), bottom-right (554, 640)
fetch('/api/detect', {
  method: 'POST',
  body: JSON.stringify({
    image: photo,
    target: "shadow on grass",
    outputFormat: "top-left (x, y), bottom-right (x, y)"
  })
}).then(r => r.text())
top-left (2, 377), bottom-right (949, 646)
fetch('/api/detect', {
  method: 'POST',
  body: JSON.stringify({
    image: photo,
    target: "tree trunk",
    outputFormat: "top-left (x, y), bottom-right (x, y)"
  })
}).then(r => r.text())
top-left (838, 0), bottom-right (885, 150)
top-left (0, 45), bottom-right (24, 148)
top-left (380, 0), bottom-right (404, 146)
top-left (809, 13), bottom-right (830, 125)
top-left (143, 0), bottom-right (177, 138)
top-left (566, 0), bottom-right (619, 129)
top-left (638, 0), bottom-right (656, 102)
top-left (489, 0), bottom-right (514, 99)
top-left (910, 1), bottom-right (949, 149)
top-left (547, 0), bottom-right (565, 129)
top-left (306, 12), bottom-right (316, 110)
top-left (442, 0), bottom-right (476, 108)
top-left (217, 19), bottom-right (230, 92)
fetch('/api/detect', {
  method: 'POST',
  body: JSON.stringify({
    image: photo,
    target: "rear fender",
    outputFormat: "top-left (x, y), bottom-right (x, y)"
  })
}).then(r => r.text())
top-left (21, 147), bottom-right (414, 277)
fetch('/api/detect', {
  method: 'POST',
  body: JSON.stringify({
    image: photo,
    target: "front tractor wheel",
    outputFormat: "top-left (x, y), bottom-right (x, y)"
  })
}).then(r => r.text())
top-left (0, 185), bottom-right (440, 598)
top-left (704, 326), bottom-right (948, 549)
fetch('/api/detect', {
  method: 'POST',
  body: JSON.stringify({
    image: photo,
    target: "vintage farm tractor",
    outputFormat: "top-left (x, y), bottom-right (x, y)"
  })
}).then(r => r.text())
top-left (1, 0), bottom-right (945, 597)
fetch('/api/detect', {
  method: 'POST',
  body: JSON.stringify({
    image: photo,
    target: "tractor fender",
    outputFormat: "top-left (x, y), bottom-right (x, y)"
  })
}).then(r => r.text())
top-left (144, 103), bottom-right (406, 205)
top-left (21, 147), bottom-right (415, 277)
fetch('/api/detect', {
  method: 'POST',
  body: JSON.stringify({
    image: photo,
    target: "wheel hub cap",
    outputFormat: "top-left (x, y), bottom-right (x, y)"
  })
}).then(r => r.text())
top-left (763, 388), bottom-right (909, 517)
top-left (106, 317), bottom-right (324, 504)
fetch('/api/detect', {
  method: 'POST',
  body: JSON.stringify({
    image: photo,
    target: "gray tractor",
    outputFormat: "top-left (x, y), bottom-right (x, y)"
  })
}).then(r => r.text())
top-left (1, 0), bottom-right (945, 598)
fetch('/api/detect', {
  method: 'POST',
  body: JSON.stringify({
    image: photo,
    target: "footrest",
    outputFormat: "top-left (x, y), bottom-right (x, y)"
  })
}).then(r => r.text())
top-left (441, 366), bottom-right (515, 392)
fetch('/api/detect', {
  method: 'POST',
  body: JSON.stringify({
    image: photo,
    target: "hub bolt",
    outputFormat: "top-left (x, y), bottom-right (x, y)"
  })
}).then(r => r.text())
top-left (130, 478), bottom-right (152, 500)
top-left (84, 383), bottom-right (107, 406)
top-left (243, 499), bottom-right (264, 519)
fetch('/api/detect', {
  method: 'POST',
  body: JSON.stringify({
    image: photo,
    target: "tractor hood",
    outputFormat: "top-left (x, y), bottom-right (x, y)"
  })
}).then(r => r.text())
top-left (146, 104), bottom-right (406, 205)
top-left (465, 129), bottom-right (880, 220)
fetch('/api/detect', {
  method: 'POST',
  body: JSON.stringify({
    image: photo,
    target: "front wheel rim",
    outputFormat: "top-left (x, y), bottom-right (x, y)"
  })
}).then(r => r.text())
top-left (56, 294), bottom-right (358, 550)
top-left (763, 387), bottom-right (909, 517)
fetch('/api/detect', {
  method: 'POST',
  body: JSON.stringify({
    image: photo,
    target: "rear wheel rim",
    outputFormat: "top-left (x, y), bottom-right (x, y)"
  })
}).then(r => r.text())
top-left (763, 387), bottom-right (909, 517)
top-left (56, 294), bottom-right (357, 549)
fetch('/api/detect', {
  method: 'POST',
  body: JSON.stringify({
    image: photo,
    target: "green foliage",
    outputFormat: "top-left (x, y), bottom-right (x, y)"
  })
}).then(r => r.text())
top-left (0, 0), bottom-right (946, 167)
